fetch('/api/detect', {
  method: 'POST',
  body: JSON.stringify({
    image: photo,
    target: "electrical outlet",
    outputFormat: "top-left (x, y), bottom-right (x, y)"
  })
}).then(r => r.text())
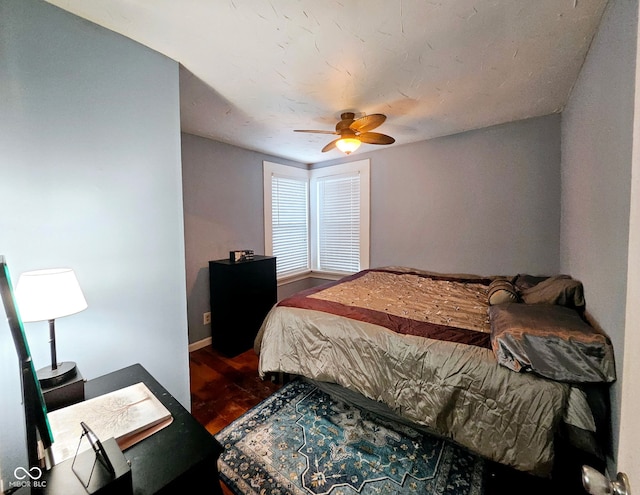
top-left (203, 312), bottom-right (211, 325)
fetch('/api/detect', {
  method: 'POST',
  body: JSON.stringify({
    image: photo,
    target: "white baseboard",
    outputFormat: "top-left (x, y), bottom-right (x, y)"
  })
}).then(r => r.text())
top-left (188, 336), bottom-right (212, 352)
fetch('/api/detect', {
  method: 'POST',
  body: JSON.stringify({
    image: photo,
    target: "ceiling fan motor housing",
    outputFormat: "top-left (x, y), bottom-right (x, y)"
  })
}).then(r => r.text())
top-left (336, 113), bottom-right (356, 133)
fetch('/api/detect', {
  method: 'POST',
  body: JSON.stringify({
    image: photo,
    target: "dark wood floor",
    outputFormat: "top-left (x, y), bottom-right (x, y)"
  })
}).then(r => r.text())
top-left (189, 345), bottom-right (589, 495)
top-left (189, 345), bottom-right (281, 495)
top-left (189, 345), bottom-right (281, 436)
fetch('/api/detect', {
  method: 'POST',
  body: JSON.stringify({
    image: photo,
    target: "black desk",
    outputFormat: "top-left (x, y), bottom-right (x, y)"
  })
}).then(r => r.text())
top-left (84, 364), bottom-right (223, 495)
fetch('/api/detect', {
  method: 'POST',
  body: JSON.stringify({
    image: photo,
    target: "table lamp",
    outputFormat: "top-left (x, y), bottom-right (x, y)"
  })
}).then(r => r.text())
top-left (16, 267), bottom-right (88, 388)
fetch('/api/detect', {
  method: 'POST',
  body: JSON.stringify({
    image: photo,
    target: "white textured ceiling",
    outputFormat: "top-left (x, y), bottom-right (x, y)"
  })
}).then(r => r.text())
top-left (47, 0), bottom-right (608, 164)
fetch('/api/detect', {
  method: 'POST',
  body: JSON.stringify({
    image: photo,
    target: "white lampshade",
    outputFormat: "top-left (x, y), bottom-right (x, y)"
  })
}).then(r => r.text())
top-left (16, 268), bottom-right (88, 322)
top-left (336, 137), bottom-right (361, 154)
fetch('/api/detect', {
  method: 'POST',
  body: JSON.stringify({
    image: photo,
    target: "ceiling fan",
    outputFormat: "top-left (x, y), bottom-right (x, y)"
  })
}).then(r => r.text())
top-left (294, 112), bottom-right (395, 154)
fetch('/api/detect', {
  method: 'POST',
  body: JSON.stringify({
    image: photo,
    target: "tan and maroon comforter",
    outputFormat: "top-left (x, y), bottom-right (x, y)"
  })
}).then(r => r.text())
top-left (255, 267), bottom-right (595, 476)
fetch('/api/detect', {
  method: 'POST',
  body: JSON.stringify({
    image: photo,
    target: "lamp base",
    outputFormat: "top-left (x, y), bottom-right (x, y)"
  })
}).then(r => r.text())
top-left (41, 367), bottom-right (85, 411)
top-left (37, 361), bottom-right (77, 388)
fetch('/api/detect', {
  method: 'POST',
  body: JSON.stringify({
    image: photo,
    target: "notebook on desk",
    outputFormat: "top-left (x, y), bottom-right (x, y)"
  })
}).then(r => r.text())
top-left (47, 382), bottom-right (173, 463)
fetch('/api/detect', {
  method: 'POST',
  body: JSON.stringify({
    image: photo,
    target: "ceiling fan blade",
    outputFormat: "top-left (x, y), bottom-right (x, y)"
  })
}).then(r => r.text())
top-left (294, 129), bottom-right (338, 135)
top-left (358, 132), bottom-right (395, 145)
top-left (322, 139), bottom-right (339, 152)
top-left (350, 114), bottom-right (386, 133)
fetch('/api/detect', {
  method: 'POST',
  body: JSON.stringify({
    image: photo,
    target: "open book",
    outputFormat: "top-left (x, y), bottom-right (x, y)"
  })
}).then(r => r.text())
top-left (47, 382), bottom-right (173, 463)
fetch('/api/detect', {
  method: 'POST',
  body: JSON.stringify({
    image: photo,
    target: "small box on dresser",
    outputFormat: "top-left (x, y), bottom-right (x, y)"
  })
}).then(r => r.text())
top-left (209, 256), bottom-right (277, 357)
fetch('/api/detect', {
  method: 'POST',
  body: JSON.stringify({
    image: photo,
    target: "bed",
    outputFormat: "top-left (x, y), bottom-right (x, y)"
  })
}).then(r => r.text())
top-left (254, 266), bottom-right (615, 477)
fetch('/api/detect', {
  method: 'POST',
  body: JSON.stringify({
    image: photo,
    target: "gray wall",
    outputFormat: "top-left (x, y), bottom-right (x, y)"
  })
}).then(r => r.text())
top-left (183, 114), bottom-right (562, 345)
top-left (181, 133), bottom-right (306, 344)
top-left (0, 0), bottom-right (189, 484)
top-left (316, 115), bottom-right (562, 276)
top-left (560, 0), bottom-right (637, 470)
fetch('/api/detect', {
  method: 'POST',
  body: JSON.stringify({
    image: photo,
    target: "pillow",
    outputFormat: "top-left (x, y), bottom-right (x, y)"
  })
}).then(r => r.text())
top-left (487, 278), bottom-right (520, 305)
top-left (520, 274), bottom-right (585, 311)
top-left (512, 274), bottom-right (549, 291)
top-left (489, 302), bottom-right (615, 383)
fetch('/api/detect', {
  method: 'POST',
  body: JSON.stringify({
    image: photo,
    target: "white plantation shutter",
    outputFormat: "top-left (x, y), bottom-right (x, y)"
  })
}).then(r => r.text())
top-left (316, 173), bottom-right (361, 273)
top-left (271, 174), bottom-right (309, 277)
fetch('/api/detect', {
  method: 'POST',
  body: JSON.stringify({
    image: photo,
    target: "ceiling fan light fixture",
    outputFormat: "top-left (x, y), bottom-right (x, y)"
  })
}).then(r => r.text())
top-left (296, 112), bottom-right (393, 154)
top-left (336, 137), bottom-right (361, 154)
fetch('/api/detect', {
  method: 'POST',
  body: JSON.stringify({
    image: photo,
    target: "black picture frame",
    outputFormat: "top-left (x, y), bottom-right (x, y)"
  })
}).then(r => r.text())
top-left (0, 255), bottom-right (53, 468)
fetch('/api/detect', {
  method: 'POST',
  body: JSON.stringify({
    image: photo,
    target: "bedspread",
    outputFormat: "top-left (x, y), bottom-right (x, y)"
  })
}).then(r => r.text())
top-left (256, 267), bottom-right (595, 476)
top-left (281, 268), bottom-right (493, 346)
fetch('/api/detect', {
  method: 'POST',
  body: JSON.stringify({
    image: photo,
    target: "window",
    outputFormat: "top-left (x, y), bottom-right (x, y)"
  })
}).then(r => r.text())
top-left (264, 160), bottom-right (370, 280)
top-left (310, 160), bottom-right (370, 274)
top-left (263, 162), bottom-right (309, 278)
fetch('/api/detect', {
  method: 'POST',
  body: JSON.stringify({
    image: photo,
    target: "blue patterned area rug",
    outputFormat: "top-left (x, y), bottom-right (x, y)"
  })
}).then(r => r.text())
top-left (215, 380), bottom-right (485, 495)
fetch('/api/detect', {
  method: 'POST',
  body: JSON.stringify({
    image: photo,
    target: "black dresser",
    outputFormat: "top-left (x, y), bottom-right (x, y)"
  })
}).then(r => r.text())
top-left (209, 256), bottom-right (277, 356)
